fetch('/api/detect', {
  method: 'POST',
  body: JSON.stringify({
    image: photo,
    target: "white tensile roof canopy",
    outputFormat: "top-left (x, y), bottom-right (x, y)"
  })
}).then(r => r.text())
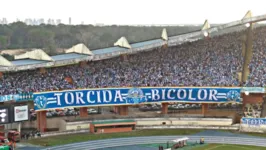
top-left (65, 43), bottom-right (93, 55)
top-left (243, 10), bottom-right (252, 20)
top-left (161, 28), bottom-right (168, 41)
top-left (114, 37), bottom-right (131, 49)
top-left (0, 55), bottom-right (13, 66)
top-left (14, 49), bottom-right (54, 61)
top-left (201, 20), bottom-right (211, 30)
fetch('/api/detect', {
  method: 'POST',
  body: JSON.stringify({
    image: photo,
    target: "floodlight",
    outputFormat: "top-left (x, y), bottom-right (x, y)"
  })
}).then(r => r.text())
top-left (245, 23), bottom-right (250, 27)
top-left (203, 31), bottom-right (209, 37)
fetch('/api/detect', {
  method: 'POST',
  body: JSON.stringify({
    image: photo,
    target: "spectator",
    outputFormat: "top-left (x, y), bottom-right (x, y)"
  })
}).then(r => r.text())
top-left (0, 26), bottom-right (265, 95)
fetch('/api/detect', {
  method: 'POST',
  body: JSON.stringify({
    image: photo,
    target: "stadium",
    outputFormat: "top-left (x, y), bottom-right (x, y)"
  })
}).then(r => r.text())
top-left (0, 10), bottom-right (266, 150)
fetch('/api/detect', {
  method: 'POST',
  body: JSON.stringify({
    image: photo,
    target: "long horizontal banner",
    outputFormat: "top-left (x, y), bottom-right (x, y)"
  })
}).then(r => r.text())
top-left (242, 87), bottom-right (265, 93)
top-left (33, 87), bottom-right (241, 110)
top-left (0, 95), bottom-right (18, 102)
top-left (0, 93), bottom-right (33, 102)
top-left (240, 118), bottom-right (266, 133)
top-left (241, 118), bottom-right (266, 126)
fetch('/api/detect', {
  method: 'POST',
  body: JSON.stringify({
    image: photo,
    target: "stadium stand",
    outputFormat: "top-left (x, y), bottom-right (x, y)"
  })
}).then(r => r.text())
top-left (243, 103), bottom-right (262, 118)
top-left (0, 25), bottom-right (266, 96)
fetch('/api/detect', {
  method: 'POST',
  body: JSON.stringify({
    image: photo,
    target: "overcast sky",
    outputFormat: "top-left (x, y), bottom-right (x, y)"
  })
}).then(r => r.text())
top-left (1, 0), bottom-right (266, 25)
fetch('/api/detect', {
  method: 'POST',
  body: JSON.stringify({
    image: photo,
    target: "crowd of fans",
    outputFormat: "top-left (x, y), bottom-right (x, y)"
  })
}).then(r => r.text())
top-left (244, 103), bottom-right (262, 118)
top-left (0, 26), bottom-right (266, 95)
top-left (21, 130), bottom-right (41, 140)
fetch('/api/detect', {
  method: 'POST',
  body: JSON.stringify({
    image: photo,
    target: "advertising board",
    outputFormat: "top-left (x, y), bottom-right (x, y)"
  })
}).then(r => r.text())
top-left (240, 118), bottom-right (266, 133)
top-left (14, 105), bottom-right (29, 122)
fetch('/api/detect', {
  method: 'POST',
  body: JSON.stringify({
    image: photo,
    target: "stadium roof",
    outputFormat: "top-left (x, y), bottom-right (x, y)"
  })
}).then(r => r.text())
top-left (15, 49), bottom-right (54, 61)
top-left (92, 46), bottom-right (127, 55)
top-left (51, 53), bottom-right (89, 61)
top-left (114, 37), bottom-right (131, 49)
top-left (202, 20), bottom-right (211, 31)
top-left (131, 39), bottom-right (163, 49)
top-left (0, 11), bottom-right (265, 72)
top-left (65, 43), bottom-right (93, 55)
top-left (161, 28), bottom-right (168, 41)
top-left (0, 55), bottom-right (13, 66)
top-left (11, 59), bottom-right (48, 66)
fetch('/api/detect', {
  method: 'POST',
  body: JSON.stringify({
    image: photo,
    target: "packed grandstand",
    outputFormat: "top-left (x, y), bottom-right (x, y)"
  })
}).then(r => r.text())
top-left (0, 25), bottom-right (265, 96)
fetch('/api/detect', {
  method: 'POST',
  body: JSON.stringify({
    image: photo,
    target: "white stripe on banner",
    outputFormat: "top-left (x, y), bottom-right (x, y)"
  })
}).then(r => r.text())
top-left (47, 101), bottom-right (57, 104)
top-left (47, 98), bottom-right (57, 101)
top-left (216, 96), bottom-right (227, 99)
top-left (217, 93), bottom-right (226, 96)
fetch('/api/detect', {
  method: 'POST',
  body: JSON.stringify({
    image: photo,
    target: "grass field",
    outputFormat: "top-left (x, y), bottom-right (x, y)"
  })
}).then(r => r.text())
top-left (191, 144), bottom-right (266, 150)
top-left (26, 129), bottom-right (202, 146)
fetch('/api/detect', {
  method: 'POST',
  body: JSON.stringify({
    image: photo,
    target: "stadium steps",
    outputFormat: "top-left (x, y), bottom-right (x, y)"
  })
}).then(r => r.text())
top-left (260, 96), bottom-right (266, 118)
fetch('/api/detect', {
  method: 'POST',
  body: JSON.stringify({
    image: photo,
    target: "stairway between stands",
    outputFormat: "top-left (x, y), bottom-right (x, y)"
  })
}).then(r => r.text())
top-left (260, 96), bottom-right (266, 118)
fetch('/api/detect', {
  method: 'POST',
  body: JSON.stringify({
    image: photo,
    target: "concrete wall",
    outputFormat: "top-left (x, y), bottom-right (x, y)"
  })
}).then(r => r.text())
top-left (23, 120), bottom-right (91, 131)
top-left (7, 117), bottom-right (89, 132)
top-left (6, 117), bottom-right (66, 131)
top-left (65, 121), bottom-right (91, 131)
top-left (5, 121), bottom-right (36, 130)
top-left (11, 117), bottom-right (233, 132)
top-left (137, 125), bottom-right (239, 130)
top-left (41, 129), bottom-right (89, 137)
top-left (240, 124), bottom-right (266, 133)
top-left (135, 118), bottom-right (233, 126)
top-left (25, 117), bottom-right (64, 129)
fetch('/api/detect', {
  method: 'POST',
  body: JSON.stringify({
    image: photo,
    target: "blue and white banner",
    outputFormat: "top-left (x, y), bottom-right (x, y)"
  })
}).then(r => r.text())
top-left (0, 95), bottom-right (18, 102)
top-left (15, 93), bottom-right (34, 102)
top-left (33, 87), bottom-right (241, 110)
top-left (242, 87), bottom-right (265, 93)
top-left (240, 118), bottom-right (266, 133)
top-left (241, 118), bottom-right (266, 126)
top-left (0, 93), bottom-right (33, 102)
